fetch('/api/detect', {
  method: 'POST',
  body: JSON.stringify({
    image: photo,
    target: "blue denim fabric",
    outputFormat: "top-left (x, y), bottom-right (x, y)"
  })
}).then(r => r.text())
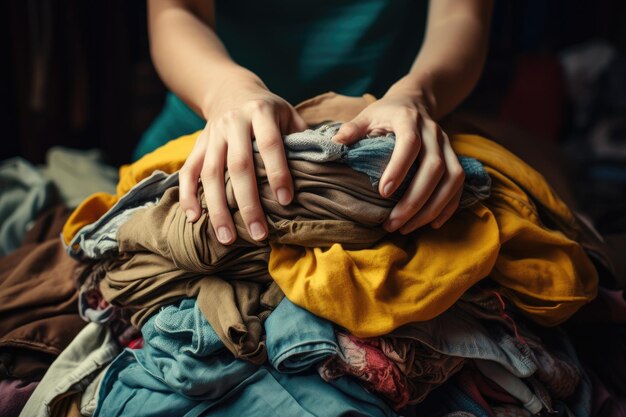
top-left (265, 297), bottom-right (338, 373)
top-left (390, 306), bottom-right (537, 378)
top-left (94, 299), bottom-right (396, 417)
top-left (67, 170), bottom-right (179, 260)
top-left (256, 122), bottom-right (491, 205)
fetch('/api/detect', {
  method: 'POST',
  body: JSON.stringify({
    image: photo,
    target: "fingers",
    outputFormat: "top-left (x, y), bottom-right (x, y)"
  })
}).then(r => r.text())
top-left (431, 187), bottom-right (463, 229)
top-left (288, 108), bottom-right (309, 133)
top-left (379, 113), bottom-right (421, 197)
top-left (225, 113), bottom-right (268, 242)
top-left (384, 120), bottom-right (445, 232)
top-left (201, 129), bottom-right (236, 245)
top-left (395, 132), bottom-right (465, 234)
top-left (332, 114), bottom-right (370, 145)
top-left (252, 106), bottom-right (293, 206)
top-left (179, 128), bottom-right (209, 222)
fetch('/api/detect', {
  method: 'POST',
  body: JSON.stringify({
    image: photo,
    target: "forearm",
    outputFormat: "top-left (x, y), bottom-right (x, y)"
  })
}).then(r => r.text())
top-left (387, 1), bottom-right (493, 120)
top-left (148, 0), bottom-right (264, 118)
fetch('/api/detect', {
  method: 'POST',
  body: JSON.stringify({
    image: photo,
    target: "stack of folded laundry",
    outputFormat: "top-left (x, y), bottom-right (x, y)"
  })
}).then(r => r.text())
top-left (4, 93), bottom-right (625, 417)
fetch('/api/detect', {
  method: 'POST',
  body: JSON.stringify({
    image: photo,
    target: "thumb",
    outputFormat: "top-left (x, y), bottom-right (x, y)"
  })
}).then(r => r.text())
top-left (332, 115), bottom-right (370, 145)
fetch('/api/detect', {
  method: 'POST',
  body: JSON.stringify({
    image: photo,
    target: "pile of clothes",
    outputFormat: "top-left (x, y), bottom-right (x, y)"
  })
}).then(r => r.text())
top-left (1, 93), bottom-right (625, 417)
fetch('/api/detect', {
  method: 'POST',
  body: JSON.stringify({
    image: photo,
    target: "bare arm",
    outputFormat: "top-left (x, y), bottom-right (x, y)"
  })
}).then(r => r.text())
top-left (334, 0), bottom-right (493, 233)
top-left (390, 0), bottom-right (493, 120)
top-left (148, 0), bottom-right (306, 244)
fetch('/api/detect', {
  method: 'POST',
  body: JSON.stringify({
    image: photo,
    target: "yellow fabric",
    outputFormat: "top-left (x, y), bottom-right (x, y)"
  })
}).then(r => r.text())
top-left (269, 134), bottom-right (598, 336)
top-left (62, 92), bottom-right (597, 335)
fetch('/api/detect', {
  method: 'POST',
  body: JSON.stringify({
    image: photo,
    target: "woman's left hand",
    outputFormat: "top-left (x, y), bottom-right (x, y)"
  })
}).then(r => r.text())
top-left (332, 90), bottom-right (465, 233)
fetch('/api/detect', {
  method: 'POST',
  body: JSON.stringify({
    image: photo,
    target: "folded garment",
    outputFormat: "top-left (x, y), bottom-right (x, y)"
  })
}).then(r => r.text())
top-left (270, 134), bottom-right (598, 335)
top-left (265, 297), bottom-right (338, 373)
top-left (0, 238), bottom-right (86, 380)
top-left (99, 141), bottom-right (486, 363)
top-left (93, 298), bottom-right (396, 417)
top-left (67, 171), bottom-right (177, 260)
top-left (18, 323), bottom-right (119, 417)
top-left (67, 129), bottom-right (489, 261)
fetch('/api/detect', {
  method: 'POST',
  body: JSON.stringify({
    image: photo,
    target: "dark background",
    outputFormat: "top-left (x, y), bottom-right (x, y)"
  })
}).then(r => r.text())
top-left (2, 0), bottom-right (626, 232)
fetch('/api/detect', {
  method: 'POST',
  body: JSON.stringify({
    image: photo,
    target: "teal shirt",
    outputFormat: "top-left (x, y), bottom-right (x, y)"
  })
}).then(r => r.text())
top-left (134, 0), bottom-right (427, 160)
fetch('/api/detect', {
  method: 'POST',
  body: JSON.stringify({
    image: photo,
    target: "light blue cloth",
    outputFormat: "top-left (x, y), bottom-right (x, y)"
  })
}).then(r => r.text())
top-left (94, 299), bottom-right (396, 417)
top-left (265, 297), bottom-right (338, 373)
top-left (390, 306), bottom-right (537, 379)
top-left (255, 122), bottom-right (491, 204)
top-left (66, 170), bottom-right (178, 260)
top-left (0, 158), bottom-right (55, 255)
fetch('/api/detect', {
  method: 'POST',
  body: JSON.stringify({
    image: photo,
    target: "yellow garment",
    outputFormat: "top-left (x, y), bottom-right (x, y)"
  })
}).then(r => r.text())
top-left (269, 135), bottom-right (598, 336)
top-left (62, 92), bottom-right (597, 335)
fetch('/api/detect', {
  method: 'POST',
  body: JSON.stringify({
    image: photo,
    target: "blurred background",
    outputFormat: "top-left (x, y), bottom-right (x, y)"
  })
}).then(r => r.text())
top-left (1, 0), bottom-right (625, 235)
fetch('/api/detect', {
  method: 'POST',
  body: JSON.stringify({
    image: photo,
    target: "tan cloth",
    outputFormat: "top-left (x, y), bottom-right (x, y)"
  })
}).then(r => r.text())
top-left (103, 157), bottom-right (395, 363)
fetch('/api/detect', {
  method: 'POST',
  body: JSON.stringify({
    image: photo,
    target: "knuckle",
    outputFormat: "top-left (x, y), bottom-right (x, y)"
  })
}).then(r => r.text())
top-left (238, 203), bottom-right (261, 219)
top-left (201, 162), bottom-right (221, 179)
top-left (178, 193), bottom-right (196, 209)
top-left (257, 136), bottom-right (284, 153)
top-left (426, 156), bottom-right (444, 175)
top-left (266, 167), bottom-right (290, 185)
top-left (228, 156), bottom-right (253, 174)
top-left (451, 164), bottom-right (465, 183)
top-left (401, 131), bottom-right (419, 148)
top-left (222, 110), bottom-right (239, 124)
top-left (206, 206), bottom-right (229, 220)
top-left (247, 99), bottom-right (272, 113)
top-left (401, 107), bottom-right (419, 119)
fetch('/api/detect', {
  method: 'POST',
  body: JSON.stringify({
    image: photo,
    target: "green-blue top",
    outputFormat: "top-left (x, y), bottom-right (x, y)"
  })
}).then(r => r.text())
top-left (134, 0), bottom-right (428, 160)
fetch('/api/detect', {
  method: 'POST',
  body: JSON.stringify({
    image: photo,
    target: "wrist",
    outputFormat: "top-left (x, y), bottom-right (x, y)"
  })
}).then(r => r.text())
top-left (200, 66), bottom-right (267, 119)
top-left (385, 72), bottom-right (437, 118)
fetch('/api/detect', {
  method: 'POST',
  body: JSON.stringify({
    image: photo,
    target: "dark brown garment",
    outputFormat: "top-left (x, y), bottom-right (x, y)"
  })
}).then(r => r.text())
top-left (0, 238), bottom-right (86, 380)
top-left (22, 205), bottom-right (72, 246)
top-left (102, 158), bottom-right (396, 363)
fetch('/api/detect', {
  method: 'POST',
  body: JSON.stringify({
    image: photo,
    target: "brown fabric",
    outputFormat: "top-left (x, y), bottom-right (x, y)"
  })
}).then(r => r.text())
top-left (22, 204), bottom-right (72, 246)
top-left (102, 158), bottom-right (395, 363)
top-left (0, 238), bottom-right (86, 380)
top-left (48, 391), bottom-right (82, 417)
top-left (296, 92), bottom-right (377, 125)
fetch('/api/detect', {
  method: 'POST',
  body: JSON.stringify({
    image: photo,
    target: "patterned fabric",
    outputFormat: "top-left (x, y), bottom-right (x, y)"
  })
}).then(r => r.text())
top-left (319, 332), bottom-right (464, 409)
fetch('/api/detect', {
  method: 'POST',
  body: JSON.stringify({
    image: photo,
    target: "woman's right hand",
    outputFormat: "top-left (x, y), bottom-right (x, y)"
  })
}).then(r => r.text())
top-left (179, 77), bottom-right (308, 245)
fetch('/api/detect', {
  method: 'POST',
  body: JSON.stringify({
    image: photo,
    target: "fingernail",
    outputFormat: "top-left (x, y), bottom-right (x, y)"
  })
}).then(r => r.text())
top-left (276, 187), bottom-right (291, 205)
top-left (382, 181), bottom-right (394, 197)
top-left (249, 222), bottom-right (267, 241)
top-left (217, 227), bottom-right (232, 244)
top-left (185, 209), bottom-right (195, 222)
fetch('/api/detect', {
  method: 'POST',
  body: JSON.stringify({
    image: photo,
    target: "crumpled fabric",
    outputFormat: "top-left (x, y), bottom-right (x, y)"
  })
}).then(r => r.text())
top-left (319, 332), bottom-right (464, 409)
top-left (269, 134), bottom-right (598, 334)
top-left (93, 298), bottom-right (397, 417)
top-left (0, 158), bottom-right (55, 255)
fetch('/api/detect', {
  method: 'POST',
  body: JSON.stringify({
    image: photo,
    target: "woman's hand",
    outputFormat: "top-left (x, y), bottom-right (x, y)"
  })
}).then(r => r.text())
top-left (332, 88), bottom-right (465, 234)
top-left (179, 77), bottom-right (307, 244)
